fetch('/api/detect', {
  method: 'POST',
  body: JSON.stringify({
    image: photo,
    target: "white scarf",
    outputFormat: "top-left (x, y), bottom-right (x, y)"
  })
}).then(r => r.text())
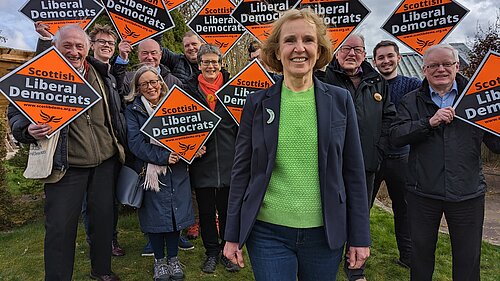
top-left (141, 95), bottom-right (168, 192)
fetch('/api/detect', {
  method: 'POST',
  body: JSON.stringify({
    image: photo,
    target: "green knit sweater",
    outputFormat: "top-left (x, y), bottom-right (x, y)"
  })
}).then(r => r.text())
top-left (257, 84), bottom-right (323, 228)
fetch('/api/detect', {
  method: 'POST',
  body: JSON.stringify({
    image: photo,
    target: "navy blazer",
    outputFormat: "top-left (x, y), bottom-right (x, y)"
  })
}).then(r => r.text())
top-left (225, 77), bottom-right (371, 250)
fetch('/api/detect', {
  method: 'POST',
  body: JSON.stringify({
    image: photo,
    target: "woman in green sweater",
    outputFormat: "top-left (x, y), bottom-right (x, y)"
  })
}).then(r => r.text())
top-left (223, 8), bottom-right (371, 281)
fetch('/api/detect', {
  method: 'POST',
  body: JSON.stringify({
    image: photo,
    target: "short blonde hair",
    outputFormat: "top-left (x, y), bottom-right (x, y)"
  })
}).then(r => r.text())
top-left (261, 8), bottom-right (333, 73)
top-left (124, 65), bottom-right (168, 103)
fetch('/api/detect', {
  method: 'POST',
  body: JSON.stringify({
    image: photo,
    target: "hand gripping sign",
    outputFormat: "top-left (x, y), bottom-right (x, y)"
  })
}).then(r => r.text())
top-left (0, 47), bottom-right (102, 138)
top-left (381, 0), bottom-right (469, 56)
top-left (163, 0), bottom-right (188, 10)
top-left (215, 59), bottom-right (275, 125)
top-left (19, 0), bottom-right (104, 36)
top-left (231, 0), bottom-right (300, 43)
top-left (140, 86), bottom-right (222, 164)
top-left (453, 51), bottom-right (500, 137)
top-left (298, 0), bottom-right (370, 53)
top-left (188, 0), bottom-right (246, 56)
top-left (104, 0), bottom-right (175, 46)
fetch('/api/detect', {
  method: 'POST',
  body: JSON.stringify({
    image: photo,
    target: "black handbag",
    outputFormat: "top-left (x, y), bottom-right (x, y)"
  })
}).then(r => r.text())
top-left (116, 165), bottom-right (145, 208)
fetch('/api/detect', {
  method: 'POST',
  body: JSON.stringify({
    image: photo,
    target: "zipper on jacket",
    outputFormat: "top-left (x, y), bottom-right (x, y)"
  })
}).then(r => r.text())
top-left (86, 113), bottom-right (100, 163)
top-left (214, 131), bottom-right (221, 187)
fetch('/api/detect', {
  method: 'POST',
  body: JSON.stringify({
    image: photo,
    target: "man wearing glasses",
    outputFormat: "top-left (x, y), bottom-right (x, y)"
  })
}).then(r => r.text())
top-left (323, 34), bottom-right (396, 281)
top-left (391, 44), bottom-right (500, 281)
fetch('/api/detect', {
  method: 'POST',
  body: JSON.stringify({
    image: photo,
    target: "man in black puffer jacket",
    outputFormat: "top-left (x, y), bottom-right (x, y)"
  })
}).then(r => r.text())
top-left (160, 30), bottom-right (202, 84)
top-left (391, 44), bottom-right (500, 281)
top-left (322, 34), bottom-right (396, 281)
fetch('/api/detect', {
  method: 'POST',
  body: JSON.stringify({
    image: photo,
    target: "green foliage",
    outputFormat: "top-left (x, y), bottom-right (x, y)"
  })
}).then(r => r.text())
top-left (161, 10), bottom-right (189, 53)
top-left (0, 117), bottom-right (43, 230)
top-left (7, 144), bottom-right (29, 169)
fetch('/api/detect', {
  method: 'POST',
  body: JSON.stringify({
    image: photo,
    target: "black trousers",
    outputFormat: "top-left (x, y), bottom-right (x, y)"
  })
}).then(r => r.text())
top-left (372, 155), bottom-right (411, 262)
top-left (44, 157), bottom-right (117, 281)
top-left (195, 187), bottom-right (229, 257)
top-left (407, 192), bottom-right (484, 281)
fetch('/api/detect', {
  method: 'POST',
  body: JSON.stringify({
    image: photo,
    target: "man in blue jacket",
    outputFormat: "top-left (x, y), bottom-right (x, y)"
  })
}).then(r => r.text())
top-left (371, 40), bottom-right (421, 269)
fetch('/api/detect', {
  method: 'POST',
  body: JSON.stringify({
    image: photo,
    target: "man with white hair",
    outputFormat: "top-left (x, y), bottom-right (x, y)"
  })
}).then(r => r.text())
top-left (8, 24), bottom-right (125, 281)
top-left (391, 44), bottom-right (500, 280)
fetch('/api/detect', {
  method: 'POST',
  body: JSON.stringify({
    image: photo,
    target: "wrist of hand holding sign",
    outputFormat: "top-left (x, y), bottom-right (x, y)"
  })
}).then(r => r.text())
top-left (34, 21), bottom-right (51, 38)
top-left (28, 123), bottom-right (52, 140)
top-left (168, 152), bottom-right (179, 164)
top-left (429, 106), bottom-right (455, 127)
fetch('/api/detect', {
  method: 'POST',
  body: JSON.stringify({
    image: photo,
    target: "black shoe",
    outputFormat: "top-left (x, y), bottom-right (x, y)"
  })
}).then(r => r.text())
top-left (112, 240), bottom-right (125, 256)
top-left (178, 236), bottom-right (194, 251)
top-left (220, 255), bottom-right (240, 272)
top-left (202, 255), bottom-right (218, 273)
top-left (90, 271), bottom-right (121, 281)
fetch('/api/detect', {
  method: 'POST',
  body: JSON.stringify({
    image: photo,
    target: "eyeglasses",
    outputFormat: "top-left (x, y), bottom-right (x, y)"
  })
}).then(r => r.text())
top-left (200, 60), bottom-right (220, 66)
top-left (338, 46), bottom-right (365, 55)
top-left (138, 80), bottom-right (159, 90)
top-left (423, 61), bottom-right (457, 70)
top-left (92, 39), bottom-right (116, 46)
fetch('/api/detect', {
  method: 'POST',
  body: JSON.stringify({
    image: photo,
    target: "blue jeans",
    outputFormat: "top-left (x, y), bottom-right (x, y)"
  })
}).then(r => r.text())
top-left (246, 220), bottom-right (343, 281)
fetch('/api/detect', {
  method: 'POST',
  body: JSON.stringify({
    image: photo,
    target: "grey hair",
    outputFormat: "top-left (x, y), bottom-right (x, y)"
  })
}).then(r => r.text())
top-left (347, 33), bottom-right (365, 47)
top-left (196, 44), bottom-right (222, 64)
top-left (124, 65), bottom-right (168, 103)
top-left (423, 44), bottom-right (459, 64)
top-left (52, 24), bottom-right (91, 49)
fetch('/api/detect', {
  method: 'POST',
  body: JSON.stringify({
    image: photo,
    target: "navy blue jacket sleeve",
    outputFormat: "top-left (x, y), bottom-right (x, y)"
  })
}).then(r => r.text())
top-left (125, 105), bottom-right (170, 166)
top-left (225, 91), bottom-right (256, 243)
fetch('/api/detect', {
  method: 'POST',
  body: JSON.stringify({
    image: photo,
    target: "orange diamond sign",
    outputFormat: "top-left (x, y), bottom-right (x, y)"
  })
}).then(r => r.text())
top-left (104, 0), bottom-right (175, 46)
top-left (382, 0), bottom-right (469, 56)
top-left (298, 0), bottom-right (370, 52)
top-left (163, 0), bottom-right (188, 10)
top-left (141, 86), bottom-right (221, 163)
top-left (232, 0), bottom-right (300, 43)
top-left (454, 51), bottom-right (500, 137)
top-left (19, 0), bottom-right (104, 36)
top-left (188, 0), bottom-right (246, 56)
top-left (0, 47), bottom-right (102, 138)
top-left (215, 59), bottom-right (275, 125)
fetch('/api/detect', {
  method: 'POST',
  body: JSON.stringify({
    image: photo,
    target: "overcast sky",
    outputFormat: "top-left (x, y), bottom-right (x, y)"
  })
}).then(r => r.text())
top-left (0, 0), bottom-right (498, 55)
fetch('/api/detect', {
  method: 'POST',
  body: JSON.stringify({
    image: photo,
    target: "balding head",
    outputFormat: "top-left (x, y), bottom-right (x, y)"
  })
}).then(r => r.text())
top-left (138, 39), bottom-right (161, 67)
top-left (335, 33), bottom-right (366, 75)
top-left (53, 24), bottom-right (90, 70)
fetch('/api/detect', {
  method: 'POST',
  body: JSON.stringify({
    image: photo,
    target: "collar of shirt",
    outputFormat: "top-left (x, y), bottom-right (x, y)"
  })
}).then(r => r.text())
top-left (429, 80), bottom-right (458, 108)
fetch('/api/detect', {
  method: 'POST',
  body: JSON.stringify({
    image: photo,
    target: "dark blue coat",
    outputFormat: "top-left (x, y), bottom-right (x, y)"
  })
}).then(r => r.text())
top-left (225, 77), bottom-right (371, 250)
top-left (125, 97), bottom-right (194, 233)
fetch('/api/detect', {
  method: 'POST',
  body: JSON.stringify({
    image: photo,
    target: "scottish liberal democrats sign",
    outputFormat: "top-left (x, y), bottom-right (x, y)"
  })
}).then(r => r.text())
top-left (141, 86), bottom-right (221, 163)
top-left (104, 0), bottom-right (175, 46)
top-left (454, 51), bottom-right (500, 137)
top-left (19, 0), bottom-right (104, 36)
top-left (381, 0), bottom-right (469, 56)
top-left (0, 47), bottom-right (102, 138)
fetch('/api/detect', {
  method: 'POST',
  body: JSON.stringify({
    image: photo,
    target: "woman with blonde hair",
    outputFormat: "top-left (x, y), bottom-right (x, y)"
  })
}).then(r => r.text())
top-left (125, 66), bottom-right (198, 281)
top-left (223, 8), bottom-right (371, 281)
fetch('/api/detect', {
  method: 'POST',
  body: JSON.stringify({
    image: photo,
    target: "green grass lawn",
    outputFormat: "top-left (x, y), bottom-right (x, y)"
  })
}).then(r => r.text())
top-left (0, 207), bottom-right (499, 280)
